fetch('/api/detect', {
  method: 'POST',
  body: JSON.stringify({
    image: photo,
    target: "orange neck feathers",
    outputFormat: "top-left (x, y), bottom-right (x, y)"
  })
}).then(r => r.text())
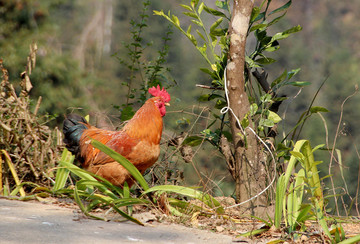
top-left (123, 98), bottom-right (163, 144)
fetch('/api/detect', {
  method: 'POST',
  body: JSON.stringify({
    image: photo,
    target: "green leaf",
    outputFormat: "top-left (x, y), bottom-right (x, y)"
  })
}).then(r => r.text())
top-left (268, 111), bottom-right (282, 123)
top-left (197, 43), bottom-right (207, 57)
top-left (255, 57), bottom-right (276, 65)
top-left (250, 6), bottom-right (261, 22)
top-left (283, 25), bottom-right (302, 34)
top-left (199, 68), bottom-right (218, 79)
top-left (250, 23), bottom-right (267, 32)
top-left (255, 29), bottom-right (268, 43)
top-left (272, 25), bottom-right (302, 42)
top-left (310, 106), bottom-right (329, 113)
top-left (211, 38), bottom-right (218, 47)
top-left (182, 136), bottom-right (203, 147)
top-left (289, 151), bottom-right (305, 162)
top-left (267, 12), bottom-right (287, 27)
top-left (271, 69), bottom-right (287, 88)
top-left (180, 4), bottom-right (192, 11)
top-left (250, 103), bottom-right (258, 116)
top-left (176, 117), bottom-right (190, 127)
top-left (203, 6), bottom-right (227, 18)
top-left (191, 0), bottom-right (199, 8)
top-left (273, 96), bottom-right (288, 102)
top-left (210, 17), bottom-right (223, 32)
top-left (245, 55), bottom-right (261, 68)
top-left (153, 10), bottom-right (164, 16)
top-left (187, 33), bottom-right (198, 45)
top-left (216, 1), bottom-right (228, 10)
top-left (214, 99), bottom-right (227, 109)
top-left (287, 68), bottom-right (301, 80)
top-left (186, 24), bottom-right (192, 34)
top-left (269, 0), bottom-right (292, 16)
top-left (241, 116), bottom-right (249, 128)
top-left (190, 19), bottom-right (202, 27)
top-left (210, 28), bottom-right (227, 36)
top-left (253, 12), bottom-right (265, 22)
top-left (260, 93), bottom-right (272, 103)
top-left (260, 118), bottom-right (274, 127)
top-left (198, 2), bottom-right (205, 14)
top-left (286, 81), bottom-right (311, 87)
top-left (264, 46), bottom-right (279, 52)
top-left (183, 11), bottom-right (198, 19)
top-left (171, 15), bottom-right (180, 26)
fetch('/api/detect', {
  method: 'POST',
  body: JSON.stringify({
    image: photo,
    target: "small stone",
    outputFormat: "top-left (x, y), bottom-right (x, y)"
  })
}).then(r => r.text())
top-left (216, 226), bottom-right (224, 232)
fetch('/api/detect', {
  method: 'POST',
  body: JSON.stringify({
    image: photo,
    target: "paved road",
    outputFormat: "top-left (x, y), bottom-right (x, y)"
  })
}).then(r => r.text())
top-left (0, 198), bottom-right (233, 244)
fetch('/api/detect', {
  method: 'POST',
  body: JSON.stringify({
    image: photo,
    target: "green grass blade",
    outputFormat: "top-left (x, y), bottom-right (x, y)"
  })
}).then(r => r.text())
top-left (302, 141), bottom-right (324, 210)
top-left (59, 160), bottom-right (96, 181)
top-left (142, 185), bottom-right (224, 214)
top-left (289, 169), bottom-right (305, 228)
top-left (74, 182), bottom-right (144, 225)
top-left (167, 198), bottom-right (202, 213)
top-left (287, 181), bottom-right (294, 228)
top-left (91, 139), bottom-right (149, 191)
top-left (123, 182), bottom-right (130, 198)
top-left (110, 204), bottom-right (144, 225)
top-left (236, 227), bottom-right (269, 237)
top-left (250, 215), bottom-right (271, 227)
top-left (1, 150), bottom-right (26, 197)
top-left (10, 182), bottom-right (40, 196)
top-left (74, 183), bottom-right (104, 221)
top-left (313, 198), bottom-right (331, 239)
top-left (76, 179), bottom-right (119, 200)
top-left (53, 148), bottom-right (74, 191)
top-left (295, 204), bottom-right (312, 223)
top-left (337, 234), bottom-right (360, 244)
top-left (59, 160), bottom-right (121, 199)
top-left (122, 182), bottom-right (132, 215)
top-left (274, 174), bottom-right (285, 229)
top-left (113, 198), bottom-right (150, 207)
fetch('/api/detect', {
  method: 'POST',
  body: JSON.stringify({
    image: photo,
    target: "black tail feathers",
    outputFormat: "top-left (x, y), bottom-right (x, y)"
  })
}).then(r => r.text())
top-left (63, 114), bottom-right (88, 156)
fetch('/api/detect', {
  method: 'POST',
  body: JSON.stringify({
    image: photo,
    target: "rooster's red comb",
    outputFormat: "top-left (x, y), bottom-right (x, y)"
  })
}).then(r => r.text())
top-left (148, 85), bottom-right (171, 102)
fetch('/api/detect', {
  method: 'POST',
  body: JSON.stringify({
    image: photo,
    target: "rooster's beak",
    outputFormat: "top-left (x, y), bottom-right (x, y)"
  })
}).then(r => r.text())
top-left (165, 103), bottom-right (170, 106)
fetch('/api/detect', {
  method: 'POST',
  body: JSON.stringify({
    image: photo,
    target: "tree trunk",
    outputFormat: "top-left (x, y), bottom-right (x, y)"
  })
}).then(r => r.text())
top-left (227, 0), bottom-right (268, 216)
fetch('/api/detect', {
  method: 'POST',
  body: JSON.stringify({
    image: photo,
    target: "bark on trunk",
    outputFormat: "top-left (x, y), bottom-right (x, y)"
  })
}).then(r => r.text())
top-left (227, 0), bottom-right (268, 216)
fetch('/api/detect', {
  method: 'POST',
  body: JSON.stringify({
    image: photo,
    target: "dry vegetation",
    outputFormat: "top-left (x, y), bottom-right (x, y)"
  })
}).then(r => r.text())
top-left (0, 44), bottom-right (62, 194)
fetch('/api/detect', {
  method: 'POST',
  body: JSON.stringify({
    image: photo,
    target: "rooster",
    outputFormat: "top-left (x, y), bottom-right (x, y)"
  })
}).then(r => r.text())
top-left (63, 85), bottom-right (170, 187)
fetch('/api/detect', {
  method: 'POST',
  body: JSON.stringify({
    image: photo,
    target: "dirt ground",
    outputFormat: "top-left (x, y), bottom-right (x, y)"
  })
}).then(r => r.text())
top-left (45, 196), bottom-right (360, 243)
top-left (2, 196), bottom-right (360, 243)
top-left (0, 197), bottom-right (233, 244)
